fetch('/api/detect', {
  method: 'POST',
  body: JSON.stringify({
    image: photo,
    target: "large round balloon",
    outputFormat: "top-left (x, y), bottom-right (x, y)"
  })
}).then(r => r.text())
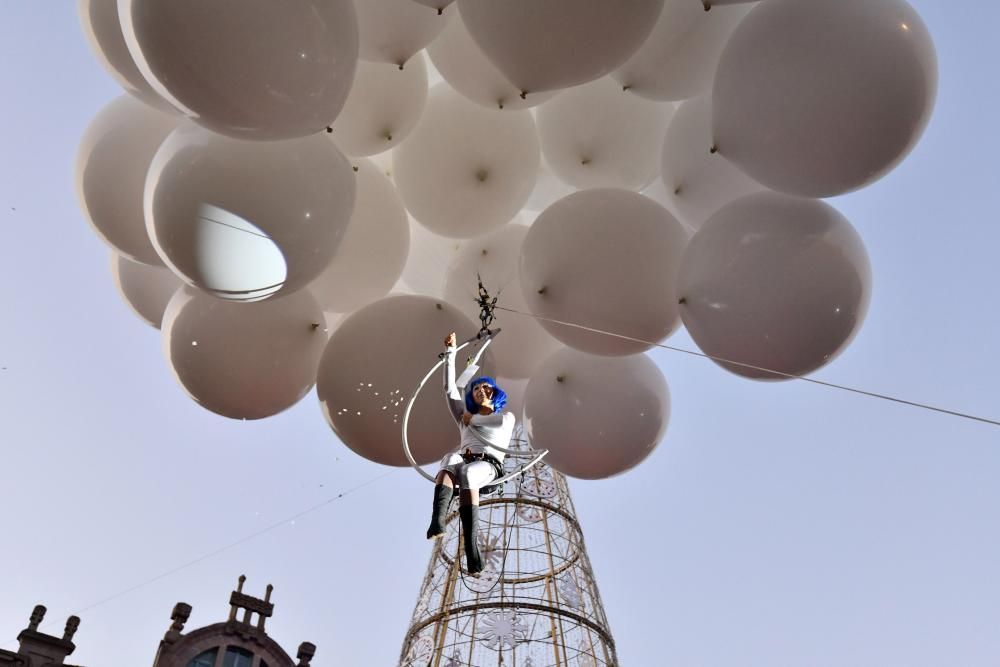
top-left (613, 0), bottom-right (753, 102)
top-left (399, 219), bottom-right (466, 297)
top-left (524, 347), bottom-right (669, 479)
top-left (536, 77), bottom-right (674, 191)
top-left (325, 56), bottom-right (428, 157)
top-left (427, 12), bottom-right (557, 111)
top-left (495, 376), bottom-right (526, 423)
top-left (316, 295), bottom-right (489, 467)
top-left (520, 189), bottom-right (688, 356)
top-left (412, 0), bottom-right (453, 11)
top-left (354, 0), bottom-right (451, 66)
top-left (444, 223), bottom-right (561, 379)
top-left (394, 85), bottom-right (540, 238)
top-left (76, 94), bottom-right (179, 266)
top-left (523, 157), bottom-right (575, 215)
top-left (712, 0), bottom-right (937, 197)
top-left (163, 287), bottom-right (327, 420)
top-left (308, 158), bottom-right (410, 314)
top-left (121, 0), bottom-right (359, 140)
top-left (677, 192), bottom-right (872, 380)
top-left (661, 95), bottom-right (765, 229)
top-left (78, 0), bottom-right (171, 110)
top-left (146, 124), bottom-right (356, 301)
top-left (456, 0), bottom-right (665, 95)
top-left (111, 252), bottom-right (183, 329)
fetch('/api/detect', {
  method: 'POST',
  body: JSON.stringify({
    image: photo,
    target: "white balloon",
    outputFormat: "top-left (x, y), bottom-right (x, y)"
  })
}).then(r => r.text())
top-left (76, 95), bottom-right (179, 266)
top-left (523, 156), bottom-right (575, 215)
top-left (399, 219), bottom-right (466, 298)
top-left (110, 252), bottom-right (183, 329)
top-left (427, 11), bottom-right (557, 111)
top-left (146, 124), bottom-right (356, 301)
top-left (613, 0), bottom-right (754, 102)
top-left (639, 179), bottom-right (691, 234)
top-left (394, 85), bottom-right (540, 238)
top-left (536, 77), bottom-right (674, 191)
top-left (411, 0), bottom-right (453, 12)
top-left (444, 223), bottom-right (561, 379)
top-left (163, 287), bottom-right (327, 420)
top-left (525, 348), bottom-right (669, 480)
top-left (309, 158), bottom-right (410, 314)
top-left (316, 295), bottom-right (489, 466)
top-left (677, 192), bottom-right (872, 380)
top-left (77, 0), bottom-right (172, 110)
top-left (354, 0), bottom-right (451, 66)
top-left (520, 189), bottom-right (688, 356)
top-left (661, 95), bottom-right (765, 229)
top-left (366, 149), bottom-right (396, 181)
top-left (495, 376), bottom-right (526, 423)
top-left (456, 0), bottom-right (665, 94)
top-left (120, 0), bottom-right (359, 140)
top-left (326, 55), bottom-right (428, 157)
top-left (712, 0), bottom-right (937, 197)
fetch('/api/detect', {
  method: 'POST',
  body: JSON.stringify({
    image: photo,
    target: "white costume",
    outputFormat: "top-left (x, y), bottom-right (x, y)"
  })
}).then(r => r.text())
top-left (438, 345), bottom-right (516, 489)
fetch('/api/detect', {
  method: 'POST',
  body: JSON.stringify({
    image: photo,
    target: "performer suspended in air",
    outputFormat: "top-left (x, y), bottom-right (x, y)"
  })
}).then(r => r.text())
top-left (425, 332), bottom-right (515, 575)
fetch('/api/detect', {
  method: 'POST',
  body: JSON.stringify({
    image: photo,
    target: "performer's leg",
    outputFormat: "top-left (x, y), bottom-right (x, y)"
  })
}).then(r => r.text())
top-left (456, 462), bottom-right (496, 574)
top-left (427, 467), bottom-right (458, 540)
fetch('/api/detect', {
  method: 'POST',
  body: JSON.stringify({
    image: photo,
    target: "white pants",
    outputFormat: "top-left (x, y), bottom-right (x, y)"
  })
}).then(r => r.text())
top-left (439, 453), bottom-right (498, 490)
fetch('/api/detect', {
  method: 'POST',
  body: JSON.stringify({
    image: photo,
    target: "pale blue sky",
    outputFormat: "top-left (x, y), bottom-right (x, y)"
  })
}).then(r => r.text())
top-left (1, 2), bottom-right (998, 666)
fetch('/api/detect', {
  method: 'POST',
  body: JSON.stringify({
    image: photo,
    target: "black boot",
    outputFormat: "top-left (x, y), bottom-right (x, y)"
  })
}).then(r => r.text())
top-left (426, 484), bottom-right (453, 540)
top-left (459, 504), bottom-right (484, 574)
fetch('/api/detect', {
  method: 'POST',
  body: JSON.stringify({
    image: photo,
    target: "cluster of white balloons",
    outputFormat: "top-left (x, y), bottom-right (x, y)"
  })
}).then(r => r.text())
top-left (76, 0), bottom-right (936, 481)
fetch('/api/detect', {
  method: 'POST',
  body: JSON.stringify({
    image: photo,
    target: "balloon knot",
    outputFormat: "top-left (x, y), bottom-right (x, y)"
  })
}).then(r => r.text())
top-left (710, 144), bottom-right (719, 154)
top-left (674, 185), bottom-right (683, 196)
top-left (678, 297), bottom-right (687, 305)
top-left (437, 7), bottom-right (443, 14)
top-left (325, 126), bottom-right (333, 133)
top-left (352, 165), bottom-right (359, 172)
top-left (481, 248), bottom-right (488, 256)
top-left (311, 322), bottom-right (321, 330)
top-left (520, 91), bottom-right (528, 100)
top-left (580, 157), bottom-right (592, 166)
top-left (436, 303), bottom-right (443, 310)
top-left (475, 168), bottom-right (489, 183)
top-left (622, 84), bottom-right (632, 92)
top-left (702, 0), bottom-right (711, 10)
top-left (556, 375), bottom-right (565, 383)
top-left (537, 286), bottom-right (547, 295)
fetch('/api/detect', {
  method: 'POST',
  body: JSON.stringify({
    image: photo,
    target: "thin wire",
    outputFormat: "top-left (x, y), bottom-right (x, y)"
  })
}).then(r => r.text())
top-left (495, 305), bottom-right (1000, 429)
top-left (0, 469), bottom-right (399, 648)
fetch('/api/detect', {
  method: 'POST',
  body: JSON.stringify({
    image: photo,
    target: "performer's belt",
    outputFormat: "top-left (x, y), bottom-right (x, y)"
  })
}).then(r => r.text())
top-left (462, 450), bottom-right (504, 479)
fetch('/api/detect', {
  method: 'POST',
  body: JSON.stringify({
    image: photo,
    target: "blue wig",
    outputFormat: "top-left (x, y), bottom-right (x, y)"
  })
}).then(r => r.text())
top-left (465, 377), bottom-right (507, 413)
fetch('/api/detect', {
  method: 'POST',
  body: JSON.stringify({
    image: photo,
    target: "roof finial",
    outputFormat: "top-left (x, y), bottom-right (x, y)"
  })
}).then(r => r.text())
top-left (28, 605), bottom-right (46, 631)
top-left (63, 616), bottom-right (80, 642)
top-left (297, 642), bottom-right (316, 666)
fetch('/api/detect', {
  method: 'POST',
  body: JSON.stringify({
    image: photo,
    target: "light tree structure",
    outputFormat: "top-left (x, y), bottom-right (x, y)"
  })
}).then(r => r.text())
top-left (399, 436), bottom-right (618, 666)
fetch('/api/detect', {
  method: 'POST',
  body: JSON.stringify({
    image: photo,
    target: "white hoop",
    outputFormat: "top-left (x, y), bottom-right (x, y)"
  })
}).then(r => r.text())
top-left (400, 331), bottom-right (548, 485)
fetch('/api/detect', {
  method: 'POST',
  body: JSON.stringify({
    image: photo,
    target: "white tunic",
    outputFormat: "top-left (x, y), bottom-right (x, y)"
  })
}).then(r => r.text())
top-left (444, 346), bottom-right (515, 463)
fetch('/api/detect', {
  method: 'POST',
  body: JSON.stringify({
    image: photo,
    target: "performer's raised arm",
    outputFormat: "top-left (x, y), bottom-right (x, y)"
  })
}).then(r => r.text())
top-left (442, 332), bottom-right (464, 424)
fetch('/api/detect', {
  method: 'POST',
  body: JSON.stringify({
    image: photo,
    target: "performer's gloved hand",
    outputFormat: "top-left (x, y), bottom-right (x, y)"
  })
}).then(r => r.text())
top-left (444, 332), bottom-right (457, 348)
top-left (462, 412), bottom-right (473, 426)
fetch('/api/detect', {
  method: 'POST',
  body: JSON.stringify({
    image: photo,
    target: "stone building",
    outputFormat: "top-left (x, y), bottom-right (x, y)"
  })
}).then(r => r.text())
top-left (152, 576), bottom-right (316, 667)
top-left (0, 605), bottom-right (83, 666)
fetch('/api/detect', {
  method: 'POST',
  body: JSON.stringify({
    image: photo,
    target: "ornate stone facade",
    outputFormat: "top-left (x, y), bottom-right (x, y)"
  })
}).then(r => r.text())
top-left (152, 576), bottom-right (316, 667)
top-left (0, 605), bottom-right (83, 667)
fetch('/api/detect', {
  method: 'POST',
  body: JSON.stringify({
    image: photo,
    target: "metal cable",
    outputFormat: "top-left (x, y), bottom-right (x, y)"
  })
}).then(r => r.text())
top-left (495, 305), bottom-right (1000, 429)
